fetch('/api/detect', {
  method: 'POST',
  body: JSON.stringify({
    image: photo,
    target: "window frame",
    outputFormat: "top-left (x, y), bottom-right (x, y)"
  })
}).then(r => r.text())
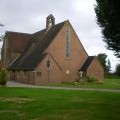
top-left (65, 27), bottom-right (71, 58)
top-left (37, 72), bottom-right (41, 76)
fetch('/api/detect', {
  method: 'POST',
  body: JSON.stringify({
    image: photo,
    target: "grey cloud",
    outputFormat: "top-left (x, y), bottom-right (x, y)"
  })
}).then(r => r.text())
top-left (0, 0), bottom-right (76, 33)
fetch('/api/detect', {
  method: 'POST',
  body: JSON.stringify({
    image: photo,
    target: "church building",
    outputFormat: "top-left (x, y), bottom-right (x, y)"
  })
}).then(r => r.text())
top-left (1, 14), bottom-right (104, 85)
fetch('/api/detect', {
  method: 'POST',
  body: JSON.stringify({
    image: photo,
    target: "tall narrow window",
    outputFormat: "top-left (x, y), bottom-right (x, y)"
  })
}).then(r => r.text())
top-left (65, 28), bottom-right (71, 58)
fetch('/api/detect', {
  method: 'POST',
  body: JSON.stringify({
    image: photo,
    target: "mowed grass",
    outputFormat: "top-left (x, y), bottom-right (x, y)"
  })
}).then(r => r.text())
top-left (51, 76), bottom-right (120, 89)
top-left (0, 87), bottom-right (120, 120)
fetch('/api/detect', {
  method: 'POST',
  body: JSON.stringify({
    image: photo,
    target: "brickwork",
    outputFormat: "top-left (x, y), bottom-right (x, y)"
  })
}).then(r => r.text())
top-left (6, 17), bottom-right (104, 85)
top-left (33, 21), bottom-right (88, 85)
top-left (87, 57), bottom-right (104, 80)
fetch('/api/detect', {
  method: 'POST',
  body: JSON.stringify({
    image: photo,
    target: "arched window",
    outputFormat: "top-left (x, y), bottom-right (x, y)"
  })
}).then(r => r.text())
top-left (65, 28), bottom-right (71, 58)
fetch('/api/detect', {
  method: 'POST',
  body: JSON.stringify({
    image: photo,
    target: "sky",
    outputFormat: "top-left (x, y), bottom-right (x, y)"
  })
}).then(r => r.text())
top-left (0, 0), bottom-right (119, 71)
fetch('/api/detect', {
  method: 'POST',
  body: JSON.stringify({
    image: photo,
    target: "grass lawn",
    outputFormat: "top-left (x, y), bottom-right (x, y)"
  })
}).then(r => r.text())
top-left (50, 76), bottom-right (120, 89)
top-left (0, 87), bottom-right (120, 120)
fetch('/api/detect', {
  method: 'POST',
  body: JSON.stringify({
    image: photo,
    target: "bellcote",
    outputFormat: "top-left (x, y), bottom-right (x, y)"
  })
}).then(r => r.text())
top-left (46, 14), bottom-right (55, 31)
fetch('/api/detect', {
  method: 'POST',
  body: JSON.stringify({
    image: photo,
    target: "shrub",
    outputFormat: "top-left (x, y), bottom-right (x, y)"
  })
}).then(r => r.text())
top-left (75, 78), bottom-right (80, 82)
top-left (85, 76), bottom-right (98, 83)
top-left (115, 64), bottom-right (120, 77)
top-left (0, 69), bottom-right (7, 86)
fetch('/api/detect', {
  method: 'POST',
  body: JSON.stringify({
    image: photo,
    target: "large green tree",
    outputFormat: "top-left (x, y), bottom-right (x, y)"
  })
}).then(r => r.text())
top-left (115, 64), bottom-right (120, 76)
top-left (97, 53), bottom-right (111, 75)
top-left (95, 0), bottom-right (120, 58)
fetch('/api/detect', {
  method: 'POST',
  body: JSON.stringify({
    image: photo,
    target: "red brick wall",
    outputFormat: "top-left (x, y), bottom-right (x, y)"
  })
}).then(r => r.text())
top-left (87, 58), bottom-right (104, 80)
top-left (34, 21), bottom-right (88, 85)
top-left (9, 70), bottom-right (35, 84)
top-left (35, 54), bottom-right (63, 85)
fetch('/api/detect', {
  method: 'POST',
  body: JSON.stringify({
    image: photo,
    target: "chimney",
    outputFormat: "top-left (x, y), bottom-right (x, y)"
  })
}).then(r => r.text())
top-left (46, 14), bottom-right (55, 31)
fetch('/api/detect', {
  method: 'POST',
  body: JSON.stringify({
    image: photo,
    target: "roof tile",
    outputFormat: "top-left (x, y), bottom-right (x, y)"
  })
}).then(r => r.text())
top-left (6, 31), bottom-right (31, 52)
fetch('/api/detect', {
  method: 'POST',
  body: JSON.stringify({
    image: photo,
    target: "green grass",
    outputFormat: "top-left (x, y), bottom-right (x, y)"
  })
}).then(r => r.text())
top-left (0, 87), bottom-right (120, 120)
top-left (50, 76), bottom-right (120, 89)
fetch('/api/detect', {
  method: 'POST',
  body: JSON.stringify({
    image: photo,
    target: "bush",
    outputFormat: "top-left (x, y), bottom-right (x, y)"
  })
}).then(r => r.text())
top-left (115, 64), bottom-right (120, 77)
top-left (85, 76), bottom-right (98, 83)
top-left (0, 69), bottom-right (7, 86)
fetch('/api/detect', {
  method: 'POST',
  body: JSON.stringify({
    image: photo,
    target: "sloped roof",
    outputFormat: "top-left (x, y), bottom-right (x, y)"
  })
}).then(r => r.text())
top-left (80, 56), bottom-right (95, 71)
top-left (5, 31), bottom-right (31, 52)
top-left (8, 21), bottom-right (66, 70)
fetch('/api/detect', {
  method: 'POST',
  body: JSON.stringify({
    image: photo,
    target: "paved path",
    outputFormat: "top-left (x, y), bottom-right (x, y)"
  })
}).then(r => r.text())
top-left (6, 81), bottom-right (120, 93)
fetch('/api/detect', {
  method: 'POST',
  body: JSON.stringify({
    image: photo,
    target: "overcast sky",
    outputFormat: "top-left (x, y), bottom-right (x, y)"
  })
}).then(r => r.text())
top-left (0, 0), bottom-right (119, 71)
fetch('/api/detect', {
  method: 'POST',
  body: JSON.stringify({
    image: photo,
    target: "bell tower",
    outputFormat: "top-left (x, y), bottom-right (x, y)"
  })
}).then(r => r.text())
top-left (46, 14), bottom-right (55, 31)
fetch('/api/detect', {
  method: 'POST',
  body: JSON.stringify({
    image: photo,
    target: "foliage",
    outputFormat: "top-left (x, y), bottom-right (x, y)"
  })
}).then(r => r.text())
top-left (52, 77), bottom-right (120, 89)
top-left (0, 35), bottom-right (5, 42)
top-left (85, 76), bottom-right (98, 83)
top-left (75, 76), bottom-right (98, 83)
top-left (0, 68), bottom-right (7, 86)
top-left (95, 0), bottom-right (120, 58)
top-left (107, 59), bottom-right (111, 73)
top-left (97, 53), bottom-right (111, 74)
top-left (115, 64), bottom-right (120, 76)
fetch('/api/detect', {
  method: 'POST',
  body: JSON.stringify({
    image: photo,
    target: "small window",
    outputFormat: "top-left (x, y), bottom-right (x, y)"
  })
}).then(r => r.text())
top-left (37, 72), bottom-right (41, 76)
top-left (46, 60), bottom-right (51, 69)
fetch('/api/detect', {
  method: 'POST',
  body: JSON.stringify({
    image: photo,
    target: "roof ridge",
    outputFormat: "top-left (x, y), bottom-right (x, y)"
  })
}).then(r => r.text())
top-left (6, 31), bottom-right (31, 35)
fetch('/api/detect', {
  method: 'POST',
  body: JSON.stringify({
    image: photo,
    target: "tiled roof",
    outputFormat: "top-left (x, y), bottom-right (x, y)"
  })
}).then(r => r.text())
top-left (5, 31), bottom-right (31, 52)
top-left (80, 56), bottom-right (95, 71)
top-left (8, 21), bottom-right (66, 70)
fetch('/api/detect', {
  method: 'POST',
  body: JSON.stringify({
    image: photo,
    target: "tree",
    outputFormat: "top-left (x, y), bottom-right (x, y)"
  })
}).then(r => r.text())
top-left (95, 0), bottom-right (120, 58)
top-left (0, 69), bottom-right (7, 86)
top-left (115, 64), bottom-right (120, 77)
top-left (107, 59), bottom-right (111, 73)
top-left (0, 35), bottom-right (5, 42)
top-left (97, 53), bottom-right (111, 75)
